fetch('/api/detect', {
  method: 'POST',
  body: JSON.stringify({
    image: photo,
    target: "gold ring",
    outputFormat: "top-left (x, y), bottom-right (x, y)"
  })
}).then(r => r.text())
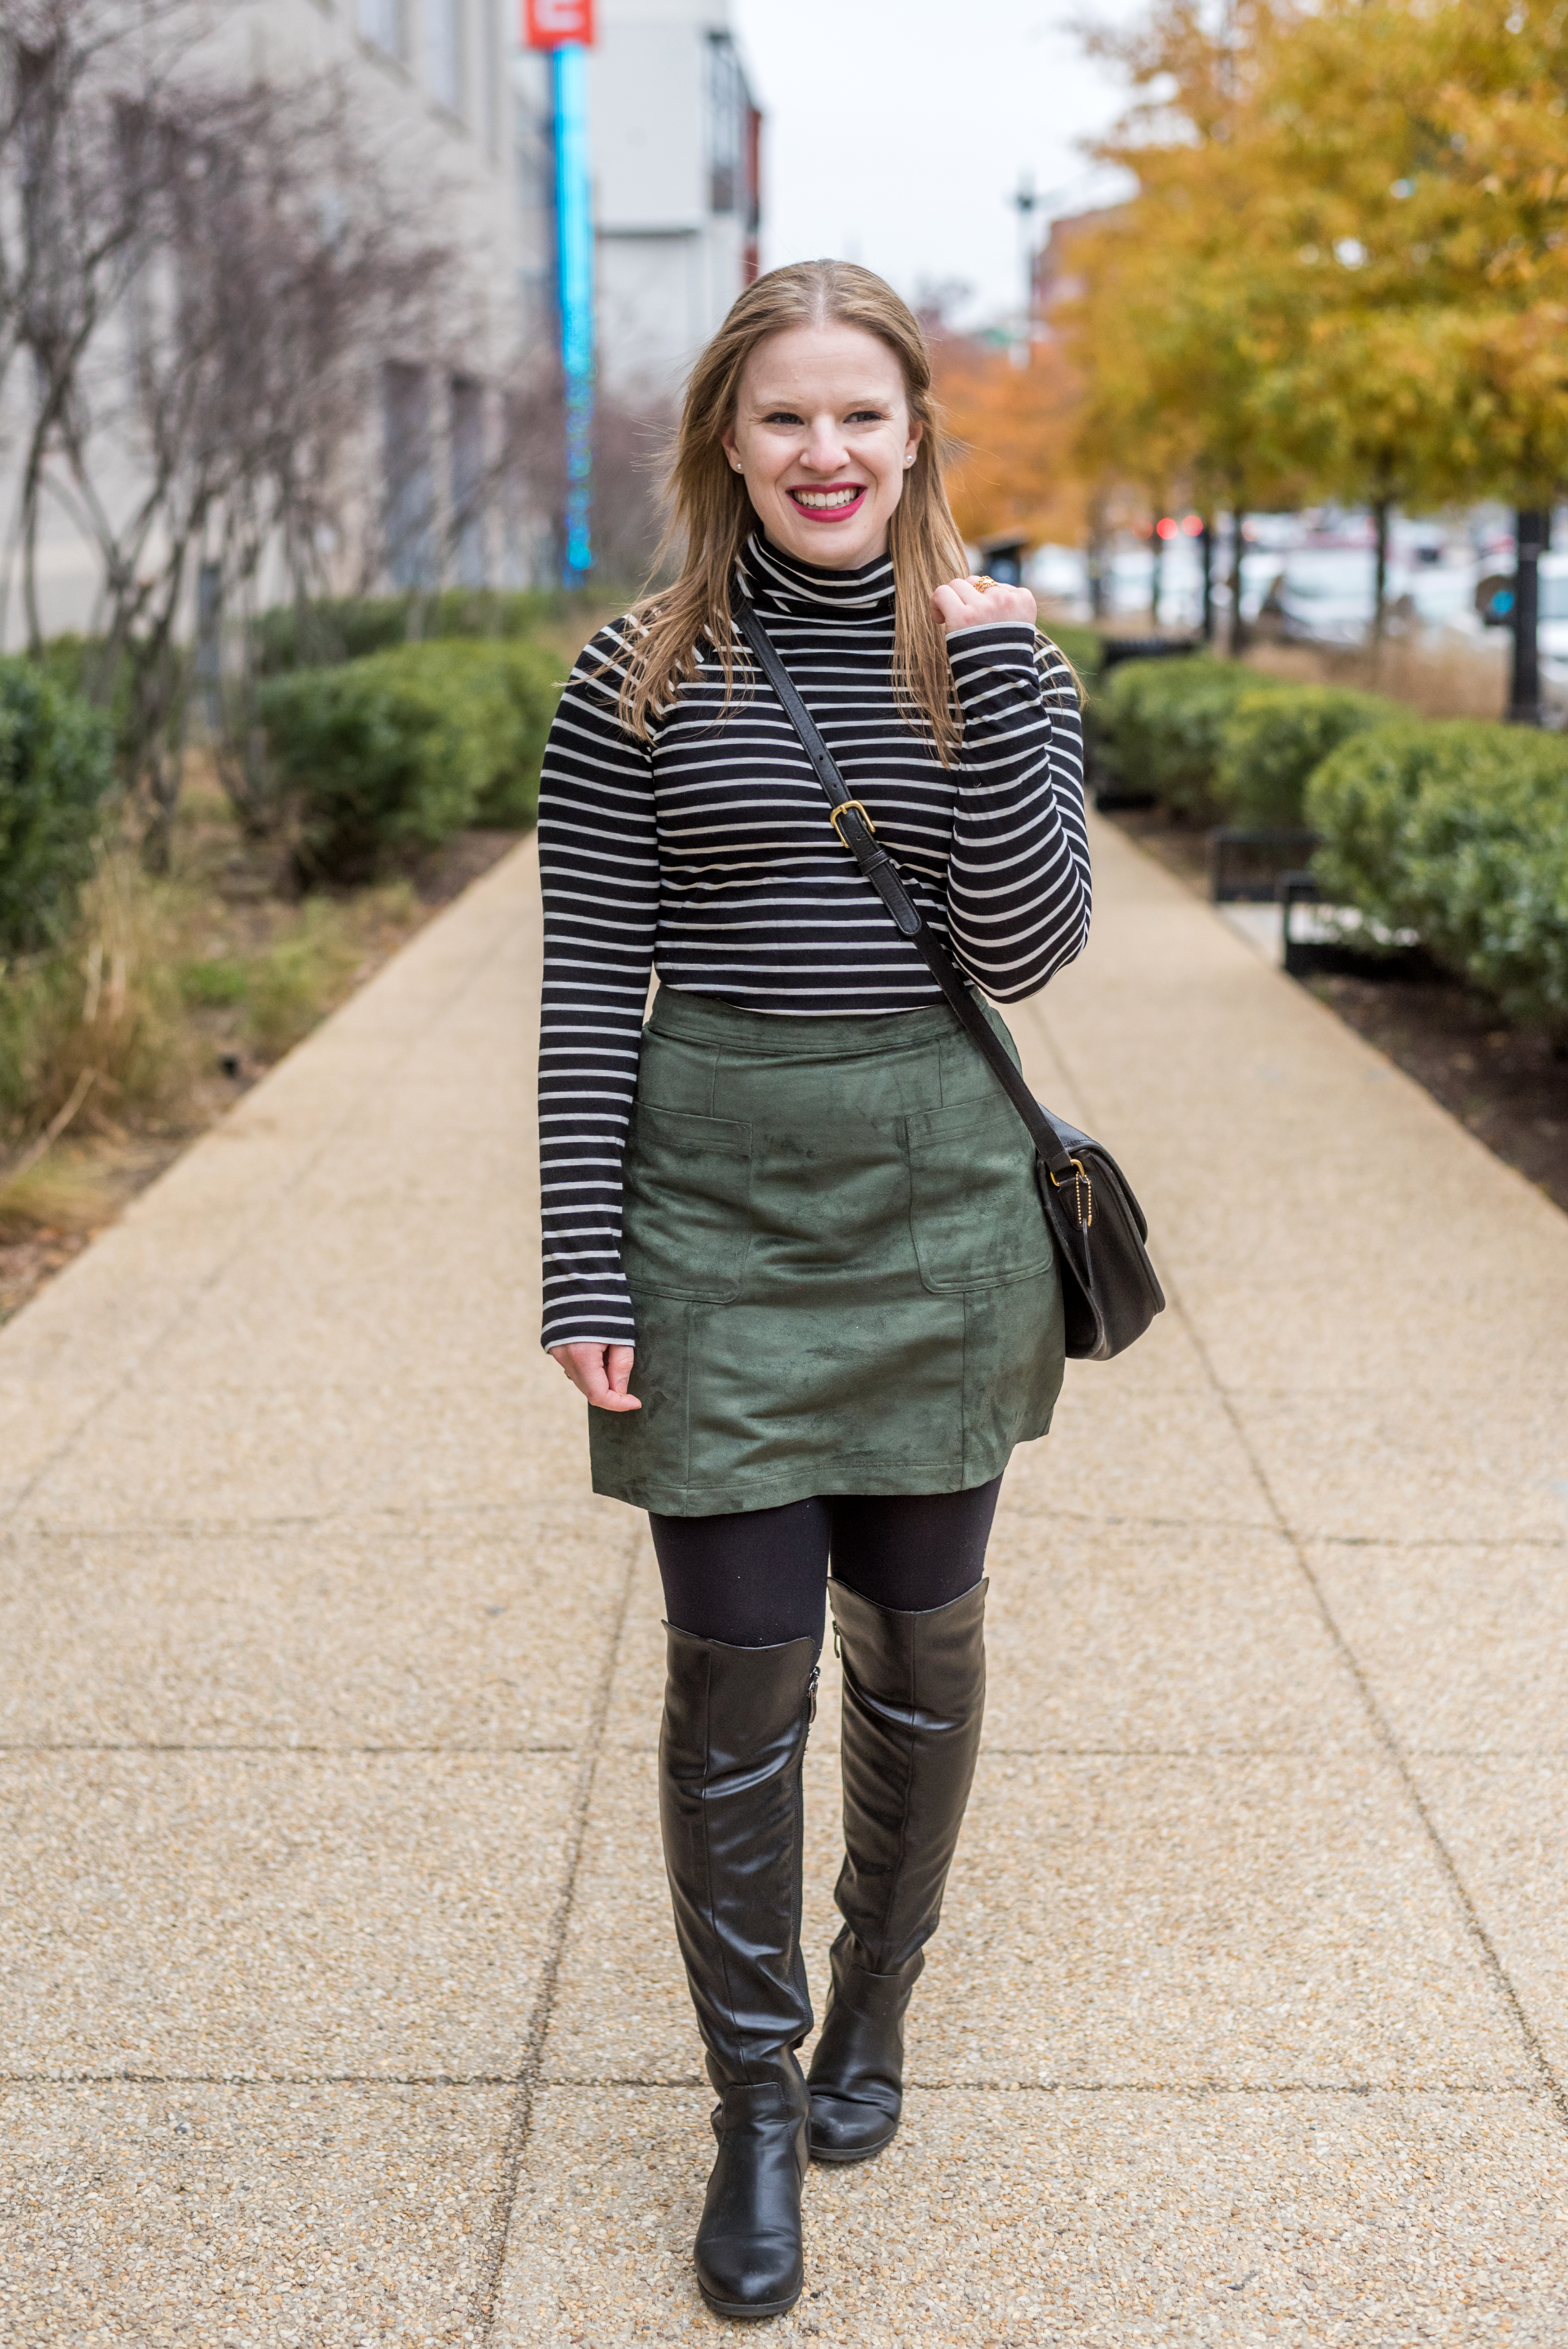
top-left (971, 576), bottom-right (996, 592)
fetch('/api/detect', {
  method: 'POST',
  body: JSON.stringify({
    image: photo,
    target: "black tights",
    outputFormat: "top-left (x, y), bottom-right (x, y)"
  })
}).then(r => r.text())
top-left (649, 1477), bottom-right (1003, 1650)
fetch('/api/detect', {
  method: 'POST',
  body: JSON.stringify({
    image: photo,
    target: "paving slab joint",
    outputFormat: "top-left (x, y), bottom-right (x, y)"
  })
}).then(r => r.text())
top-left (0, 894), bottom-right (521, 1531)
top-left (471, 1518), bottom-right (642, 2337)
top-left (1163, 1257), bottom-right (1568, 2137)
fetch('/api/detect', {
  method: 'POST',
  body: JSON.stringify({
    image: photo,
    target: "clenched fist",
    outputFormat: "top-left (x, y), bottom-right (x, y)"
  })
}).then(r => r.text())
top-left (932, 575), bottom-right (1037, 635)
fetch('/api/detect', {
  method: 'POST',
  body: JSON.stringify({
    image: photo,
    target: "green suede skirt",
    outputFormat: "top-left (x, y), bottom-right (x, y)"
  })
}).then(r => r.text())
top-left (588, 988), bottom-right (1066, 1517)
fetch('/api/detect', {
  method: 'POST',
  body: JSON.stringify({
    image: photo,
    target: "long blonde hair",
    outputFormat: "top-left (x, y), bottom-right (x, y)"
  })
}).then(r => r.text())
top-left (618, 260), bottom-right (970, 763)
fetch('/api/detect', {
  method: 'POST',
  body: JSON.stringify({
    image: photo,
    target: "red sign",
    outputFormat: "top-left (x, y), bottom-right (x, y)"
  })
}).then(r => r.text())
top-left (524, 0), bottom-right (594, 44)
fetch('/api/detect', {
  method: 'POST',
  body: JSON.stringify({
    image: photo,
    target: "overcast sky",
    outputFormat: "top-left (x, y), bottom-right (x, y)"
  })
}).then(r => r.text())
top-left (730, 0), bottom-right (1147, 328)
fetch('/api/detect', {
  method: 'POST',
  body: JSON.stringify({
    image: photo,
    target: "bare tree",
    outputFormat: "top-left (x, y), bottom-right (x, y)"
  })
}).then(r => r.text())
top-left (2, 9), bottom-right (458, 861)
top-left (0, 3), bottom-right (190, 407)
top-left (180, 98), bottom-right (453, 840)
top-left (0, 1), bottom-right (199, 645)
top-left (494, 358), bottom-right (673, 593)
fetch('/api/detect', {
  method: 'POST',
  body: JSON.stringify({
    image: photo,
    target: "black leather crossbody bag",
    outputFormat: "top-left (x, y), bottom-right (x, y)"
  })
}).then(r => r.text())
top-left (734, 594), bottom-right (1165, 1362)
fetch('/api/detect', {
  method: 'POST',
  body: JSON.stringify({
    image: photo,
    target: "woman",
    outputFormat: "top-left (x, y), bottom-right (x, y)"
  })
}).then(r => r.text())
top-left (538, 260), bottom-right (1090, 2321)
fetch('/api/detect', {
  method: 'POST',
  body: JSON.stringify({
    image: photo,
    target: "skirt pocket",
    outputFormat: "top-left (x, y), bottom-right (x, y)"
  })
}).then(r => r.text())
top-left (905, 1096), bottom-right (1055, 1294)
top-left (622, 1105), bottom-right (753, 1301)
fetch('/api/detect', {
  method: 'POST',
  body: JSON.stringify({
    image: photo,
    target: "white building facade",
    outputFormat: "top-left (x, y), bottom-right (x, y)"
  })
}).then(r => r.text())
top-left (2, 0), bottom-right (542, 638)
top-left (510, 0), bottom-right (760, 404)
top-left (592, 0), bottom-right (760, 396)
top-left (0, 0), bottom-right (761, 634)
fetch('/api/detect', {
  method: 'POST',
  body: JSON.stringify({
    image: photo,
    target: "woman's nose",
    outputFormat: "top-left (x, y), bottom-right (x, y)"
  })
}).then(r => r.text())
top-left (801, 420), bottom-right (850, 472)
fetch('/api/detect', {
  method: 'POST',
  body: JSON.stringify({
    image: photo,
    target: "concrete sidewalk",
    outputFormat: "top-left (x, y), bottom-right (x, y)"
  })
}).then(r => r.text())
top-left (3, 815), bottom-right (1567, 2347)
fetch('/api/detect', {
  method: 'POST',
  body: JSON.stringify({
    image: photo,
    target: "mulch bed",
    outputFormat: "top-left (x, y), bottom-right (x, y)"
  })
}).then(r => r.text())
top-left (1101, 806), bottom-right (1568, 1216)
top-left (1303, 970), bottom-right (1568, 1212)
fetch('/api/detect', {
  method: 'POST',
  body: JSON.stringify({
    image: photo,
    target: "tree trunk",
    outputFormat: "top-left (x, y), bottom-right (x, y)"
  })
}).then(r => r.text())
top-left (1086, 499), bottom-right (1108, 620)
top-left (1509, 507), bottom-right (1550, 725)
top-left (1227, 510), bottom-right (1248, 654)
top-left (1149, 525), bottom-right (1164, 627)
top-left (1370, 498), bottom-right (1392, 664)
top-left (1200, 519), bottom-right (1215, 643)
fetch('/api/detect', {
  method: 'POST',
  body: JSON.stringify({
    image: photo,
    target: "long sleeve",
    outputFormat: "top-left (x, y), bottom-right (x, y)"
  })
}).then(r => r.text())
top-left (535, 562), bottom-right (1094, 1357)
top-left (537, 623), bottom-right (660, 1352)
top-left (942, 623), bottom-right (1092, 1003)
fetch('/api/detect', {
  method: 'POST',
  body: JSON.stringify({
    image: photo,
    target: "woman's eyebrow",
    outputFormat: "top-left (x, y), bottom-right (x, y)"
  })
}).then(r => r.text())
top-left (751, 392), bottom-right (891, 410)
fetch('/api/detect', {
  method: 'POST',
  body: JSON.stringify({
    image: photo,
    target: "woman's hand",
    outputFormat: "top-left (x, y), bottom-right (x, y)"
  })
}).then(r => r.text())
top-left (550, 1342), bottom-right (642, 1412)
top-left (932, 575), bottom-right (1037, 635)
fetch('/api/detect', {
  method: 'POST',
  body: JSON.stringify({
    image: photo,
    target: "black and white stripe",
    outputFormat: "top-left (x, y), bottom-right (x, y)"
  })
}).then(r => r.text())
top-left (537, 531), bottom-right (1091, 1351)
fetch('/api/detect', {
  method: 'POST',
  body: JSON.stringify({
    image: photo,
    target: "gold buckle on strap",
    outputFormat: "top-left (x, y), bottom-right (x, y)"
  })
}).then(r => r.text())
top-left (827, 799), bottom-right (876, 844)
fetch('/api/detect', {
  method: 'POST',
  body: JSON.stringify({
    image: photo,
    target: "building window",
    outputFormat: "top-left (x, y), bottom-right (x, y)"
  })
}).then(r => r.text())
top-left (707, 34), bottom-right (744, 216)
top-left (358, 0), bottom-right (405, 60)
top-left (384, 360), bottom-right (436, 588)
top-left (482, 0), bottom-right (502, 158)
top-left (450, 376), bottom-right (486, 588)
top-left (744, 102), bottom-right (762, 280)
top-left (425, 0), bottom-right (463, 114)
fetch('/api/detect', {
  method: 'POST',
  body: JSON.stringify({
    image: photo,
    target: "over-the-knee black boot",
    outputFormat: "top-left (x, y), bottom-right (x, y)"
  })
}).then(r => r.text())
top-left (658, 1624), bottom-right (818, 2319)
top-left (807, 1577), bottom-right (986, 2164)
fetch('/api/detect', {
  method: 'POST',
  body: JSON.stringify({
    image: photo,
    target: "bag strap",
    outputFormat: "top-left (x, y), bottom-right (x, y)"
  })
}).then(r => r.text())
top-left (733, 591), bottom-right (1077, 1185)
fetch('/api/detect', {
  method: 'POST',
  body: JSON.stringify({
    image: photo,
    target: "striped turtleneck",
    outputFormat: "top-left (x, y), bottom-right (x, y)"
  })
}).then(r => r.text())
top-left (536, 531), bottom-right (1091, 1352)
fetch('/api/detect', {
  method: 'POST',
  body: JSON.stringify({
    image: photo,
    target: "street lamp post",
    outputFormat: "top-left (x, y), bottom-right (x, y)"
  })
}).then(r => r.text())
top-left (1508, 507), bottom-right (1550, 726)
top-left (527, 0), bottom-right (597, 586)
top-left (553, 42), bottom-right (594, 583)
top-left (1011, 176), bottom-right (1038, 368)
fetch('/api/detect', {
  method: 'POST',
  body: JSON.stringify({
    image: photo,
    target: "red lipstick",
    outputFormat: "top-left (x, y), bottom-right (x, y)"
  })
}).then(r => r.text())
top-left (786, 482), bottom-right (869, 523)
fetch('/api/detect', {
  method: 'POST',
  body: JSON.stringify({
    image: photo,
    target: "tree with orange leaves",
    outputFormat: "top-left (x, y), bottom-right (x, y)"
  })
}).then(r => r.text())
top-left (1060, 0), bottom-right (1568, 666)
top-left (933, 330), bottom-right (1088, 554)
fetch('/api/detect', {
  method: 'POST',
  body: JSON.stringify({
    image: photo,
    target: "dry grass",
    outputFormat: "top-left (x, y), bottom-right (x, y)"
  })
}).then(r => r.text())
top-left (1073, 597), bottom-right (1514, 723)
top-left (0, 760), bottom-right (454, 1256)
top-left (1241, 626), bottom-right (1510, 721)
top-left (0, 1150), bottom-right (119, 1237)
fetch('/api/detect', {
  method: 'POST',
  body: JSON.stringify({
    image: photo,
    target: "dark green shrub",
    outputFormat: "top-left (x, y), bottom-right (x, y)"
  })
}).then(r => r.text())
top-left (1040, 623), bottom-right (1102, 692)
top-left (0, 658), bottom-right (118, 954)
top-left (1307, 719), bottom-right (1568, 1036)
top-left (481, 640), bottom-right (562, 825)
top-left (1408, 747), bottom-right (1568, 1036)
top-left (258, 654), bottom-right (483, 885)
top-left (251, 600), bottom-right (412, 676)
top-left (1305, 721), bottom-right (1443, 924)
top-left (1214, 684), bottom-right (1406, 829)
top-left (458, 639), bottom-right (561, 827)
top-left (364, 638), bottom-right (561, 828)
top-left (1099, 657), bottom-right (1281, 816)
top-left (251, 587), bottom-right (588, 678)
top-left (258, 638), bottom-right (561, 883)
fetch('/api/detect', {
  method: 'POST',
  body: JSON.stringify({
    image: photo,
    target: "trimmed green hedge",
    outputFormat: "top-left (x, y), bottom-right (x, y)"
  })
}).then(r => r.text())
top-left (258, 638), bottom-right (561, 884)
top-left (1100, 659), bottom-right (1407, 827)
top-left (1214, 683), bottom-right (1405, 828)
top-left (252, 588), bottom-right (589, 678)
top-left (1098, 657), bottom-right (1278, 817)
top-left (1095, 649), bottom-right (1568, 1039)
top-left (1308, 720), bottom-right (1568, 1038)
top-left (0, 658), bottom-right (118, 954)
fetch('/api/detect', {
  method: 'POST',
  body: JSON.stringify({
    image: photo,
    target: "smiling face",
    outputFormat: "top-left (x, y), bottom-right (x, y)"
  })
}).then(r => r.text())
top-left (721, 321), bottom-right (922, 571)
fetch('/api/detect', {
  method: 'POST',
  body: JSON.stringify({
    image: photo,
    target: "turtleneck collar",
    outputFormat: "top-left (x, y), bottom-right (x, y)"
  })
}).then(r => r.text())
top-left (739, 529), bottom-right (896, 622)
